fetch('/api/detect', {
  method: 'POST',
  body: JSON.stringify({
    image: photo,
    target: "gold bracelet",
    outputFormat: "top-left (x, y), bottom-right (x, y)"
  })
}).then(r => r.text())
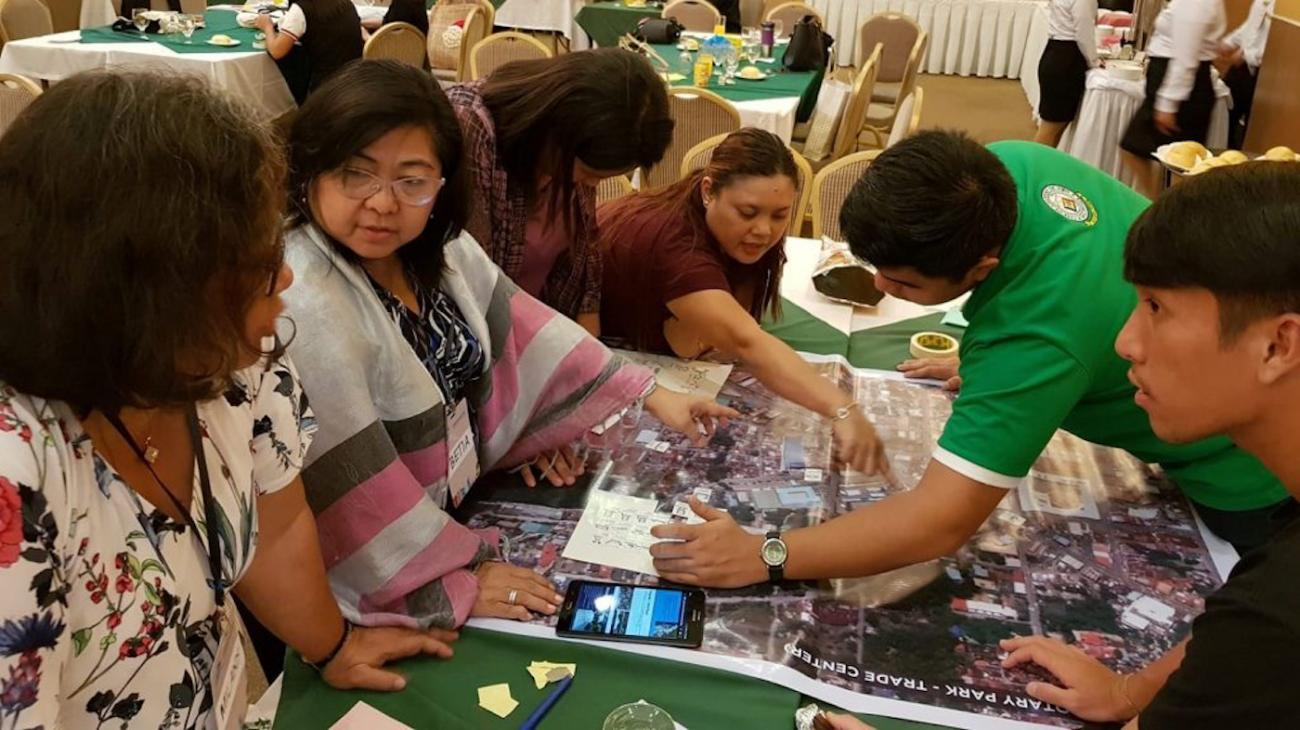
top-left (1117, 673), bottom-right (1142, 719)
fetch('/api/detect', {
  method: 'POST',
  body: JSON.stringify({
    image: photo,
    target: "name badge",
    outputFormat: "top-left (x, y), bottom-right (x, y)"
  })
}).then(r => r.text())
top-left (447, 399), bottom-right (479, 507)
top-left (211, 601), bottom-right (247, 730)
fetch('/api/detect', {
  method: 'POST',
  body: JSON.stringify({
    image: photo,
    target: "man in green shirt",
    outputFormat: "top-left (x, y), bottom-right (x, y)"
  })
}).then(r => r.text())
top-left (648, 131), bottom-right (1289, 588)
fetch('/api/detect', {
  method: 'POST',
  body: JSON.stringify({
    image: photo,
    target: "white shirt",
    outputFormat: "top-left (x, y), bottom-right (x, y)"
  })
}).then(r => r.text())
top-left (279, 3), bottom-right (306, 38)
top-left (1224, 0), bottom-right (1273, 71)
top-left (1048, 0), bottom-right (1101, 67)
top-left (1147, 0), bottom-right (1226, 113)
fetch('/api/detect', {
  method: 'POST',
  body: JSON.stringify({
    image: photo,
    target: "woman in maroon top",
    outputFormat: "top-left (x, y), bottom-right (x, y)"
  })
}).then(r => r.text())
top-left (600, 129), bottom-right (884, 473)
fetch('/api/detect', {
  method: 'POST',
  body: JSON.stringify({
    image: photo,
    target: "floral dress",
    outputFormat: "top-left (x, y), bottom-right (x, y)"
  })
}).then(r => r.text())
top-left (0, 358), bottom-right (314, 730)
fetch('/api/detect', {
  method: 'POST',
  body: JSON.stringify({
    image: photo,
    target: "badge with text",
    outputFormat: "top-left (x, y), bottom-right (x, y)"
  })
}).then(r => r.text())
top-left (1041, 184), bottom-right (1098, 226)
top-left (447, 399), bottom-right (480, 508)
top-left (211, 602), bottom-right (248, 730)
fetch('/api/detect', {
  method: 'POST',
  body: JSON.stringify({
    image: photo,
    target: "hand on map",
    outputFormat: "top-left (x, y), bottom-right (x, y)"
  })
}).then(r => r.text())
top-left (321, 625), bottom-right (459, 692)
top-left (832, 409), bottom-right (891, 475)
top-left (896, 357), bottom-right (961, 392)
top-left (518, 445), bottom-right (585, 487)
top-left (999, 636), bottom-right (1137, 722)
top-left (648, 498), bottom-right (768, 587)
top-left (471, 562), bottom-right (565, 621)
top-left (644, 388), bottom-right (741, 446)
top-left (816, 712), bottom-right (875, 730)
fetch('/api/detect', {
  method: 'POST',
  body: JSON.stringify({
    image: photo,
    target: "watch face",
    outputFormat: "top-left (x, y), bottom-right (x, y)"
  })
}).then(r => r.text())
top-left (761, 538), bottom-right (787, 567)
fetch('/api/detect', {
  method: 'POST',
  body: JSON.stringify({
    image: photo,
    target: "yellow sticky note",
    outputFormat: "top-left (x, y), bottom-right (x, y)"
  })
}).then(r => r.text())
top-left (526, 661), bottom-right (578, 690)
top-left (476, 683), bottom-right (519, 718)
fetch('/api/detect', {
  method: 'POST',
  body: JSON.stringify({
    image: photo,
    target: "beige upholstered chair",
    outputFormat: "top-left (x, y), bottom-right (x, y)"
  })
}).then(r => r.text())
top-left (364, 22), bottom-right (427, 68)
top-left (0, 0), bottom-right (52, 46)
top-left (661, 0), bottom-right (721, 32)
top-left (829, 43), bottom-right (880, 161)
top-left (468, 31), bottom-right (552, 81)
top-left (427, 4), bottom-right (484, 82)
top-left (856, 12), bottom-right (921, 80)
top-left (679, 131), bottom-right (814, 226)
top-left (642, 87), bottom-right (740, 191)
top-left (0, 73), bottom-right (40, 137)
top-left (861, 29), bottom-right (927, 148)
top-left (884, 85), bottom-right (923, 148)
top-left (762, 2), bottom-right (822, 37)
top-left (739, 0), bottom-right (763, 27)
top-left (596, 174), bottom-right (635, 206)
top-left (810, 150), bottom-right (880, 241)
top-left (42, 0), bottom-right (76, 32)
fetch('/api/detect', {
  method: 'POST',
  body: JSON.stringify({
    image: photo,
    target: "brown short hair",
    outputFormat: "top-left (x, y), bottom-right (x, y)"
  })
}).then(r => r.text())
top-left (0, 71), bottom-right (286, 413)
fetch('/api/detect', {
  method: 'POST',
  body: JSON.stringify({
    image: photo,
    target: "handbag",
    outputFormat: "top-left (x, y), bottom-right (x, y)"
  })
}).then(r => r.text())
top-left (635, 17), bottom-right (684, 44)
top-left (782, 15), bottom-right (834, 72)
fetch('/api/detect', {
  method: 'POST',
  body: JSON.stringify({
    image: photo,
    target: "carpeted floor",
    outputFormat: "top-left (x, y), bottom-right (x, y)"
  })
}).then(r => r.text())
top-left (911, 73), bottom-right (1038, 142)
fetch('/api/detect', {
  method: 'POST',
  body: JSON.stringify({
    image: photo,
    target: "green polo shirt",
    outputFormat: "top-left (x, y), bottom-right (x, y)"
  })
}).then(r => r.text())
top-left (933, 141), bottom-right (1285, 511)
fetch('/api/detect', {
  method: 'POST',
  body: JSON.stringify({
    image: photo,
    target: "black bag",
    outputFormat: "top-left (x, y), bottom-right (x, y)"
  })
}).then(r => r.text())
top-left (635, 17), bottom-right (684, 44)
top-left (782, 15), bottom-right (834, 72)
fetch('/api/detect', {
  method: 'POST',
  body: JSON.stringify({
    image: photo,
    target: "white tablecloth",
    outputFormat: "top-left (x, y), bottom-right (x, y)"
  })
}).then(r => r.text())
top-left (734, 96), bottom-right (801, 142)
top-left (494, 0), bottom-right (592, 49)
top-left (1057, 68), bottom-right (1230, 186)
top-left (1019, 0), bottom-right (1048, 112)
top-left (811, 0), bottom-right (1043, 77)
top-left (0, 27), bottom-right (296, 120)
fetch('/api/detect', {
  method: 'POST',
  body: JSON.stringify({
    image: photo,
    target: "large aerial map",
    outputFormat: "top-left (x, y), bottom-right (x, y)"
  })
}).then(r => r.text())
top-left (459, 358), bottom-right (1234, 729)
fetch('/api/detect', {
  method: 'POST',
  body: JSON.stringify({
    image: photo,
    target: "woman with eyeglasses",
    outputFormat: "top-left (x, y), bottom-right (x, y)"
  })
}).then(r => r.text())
top-left (280, 60), bottom-right (736, 630)
top-left (0, 71), bottom-right (455, 730)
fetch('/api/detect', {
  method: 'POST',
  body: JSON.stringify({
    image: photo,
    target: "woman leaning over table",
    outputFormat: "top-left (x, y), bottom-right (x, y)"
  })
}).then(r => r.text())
top-left (280, 60), bottom-right (736, 631)
top-left (0, 71), bottom-right (454, 730)
top-left (446, 49), bottom-right (675, 336)
top-left (599, 128), bottom-right (886, 475)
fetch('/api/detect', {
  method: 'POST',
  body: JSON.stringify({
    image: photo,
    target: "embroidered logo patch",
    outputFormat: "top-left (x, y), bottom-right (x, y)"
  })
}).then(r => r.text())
top-left (1042, 185), bottom-right (1098, 226)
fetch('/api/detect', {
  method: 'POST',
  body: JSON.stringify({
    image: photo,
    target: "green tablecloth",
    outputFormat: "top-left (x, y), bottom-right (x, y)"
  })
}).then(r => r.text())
top-left (847, 312), bottom-right (966, 371)
top-left (574, 0), bottom-right (659, 47)
top-left (652, 41), bottom-right (823, 122)
top-left (79, 8), bottom-right (261, 53)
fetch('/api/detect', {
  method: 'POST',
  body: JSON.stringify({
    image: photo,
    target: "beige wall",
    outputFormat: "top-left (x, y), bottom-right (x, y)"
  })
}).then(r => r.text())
top-left (1243, 12), bottom-right (1300, 151)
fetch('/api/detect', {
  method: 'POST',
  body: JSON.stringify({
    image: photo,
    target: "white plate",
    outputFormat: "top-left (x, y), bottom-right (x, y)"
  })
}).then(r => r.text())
top-left (206, 37), bottom-right (241, 46)
top-left (736, 71), bottom-right (768, 81)
top-left (1152, 143), bottom-right (1201, 172)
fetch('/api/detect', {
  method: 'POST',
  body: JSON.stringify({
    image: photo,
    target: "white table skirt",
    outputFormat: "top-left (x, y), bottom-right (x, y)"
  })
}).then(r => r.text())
top-left (810, 0), bottom-right (1042, 77)
top-left (1019, 0), bottom-right (1048, 113)
top-left (1057, 68), bottom-right (1230, 187)
top-left (0, 27), bottom-right (296, 120)
top-left (494, 0), bottom-right (591, 49)
top-left (734, 96), bottom-right (800, 142)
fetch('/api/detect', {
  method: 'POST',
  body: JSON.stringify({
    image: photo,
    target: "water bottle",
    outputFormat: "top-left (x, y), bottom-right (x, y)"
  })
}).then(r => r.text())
top-left (760, 21), bottom-right (775, 59)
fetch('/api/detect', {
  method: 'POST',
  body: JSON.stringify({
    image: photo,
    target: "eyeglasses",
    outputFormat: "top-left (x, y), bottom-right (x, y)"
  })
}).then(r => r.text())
top-left (336, 167), bottom-right (445, 207)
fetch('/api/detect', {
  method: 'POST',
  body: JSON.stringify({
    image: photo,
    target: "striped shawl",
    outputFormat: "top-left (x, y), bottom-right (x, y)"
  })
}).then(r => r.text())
top-left (282, 225), bottom-right (652, 628)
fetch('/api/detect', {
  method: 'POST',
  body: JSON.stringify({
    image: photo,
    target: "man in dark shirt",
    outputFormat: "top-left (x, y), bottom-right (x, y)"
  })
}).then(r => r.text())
top-left (994, 162), bottom-right (1300, 728)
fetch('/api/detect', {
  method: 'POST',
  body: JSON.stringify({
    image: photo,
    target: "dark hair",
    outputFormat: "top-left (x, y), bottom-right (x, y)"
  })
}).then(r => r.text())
top-left (1125, 162), bottom-right (1300, 342)
top-left (602, 127), bottom-right (796, 334)
top-left (481, 48), bottom-right (673, 229)
top-left (839, 130), bottom-right (1018, 280)
top-left (288, 59), bottom-right (469, 289)
top-left (0, 71), bottom-right (285, 414)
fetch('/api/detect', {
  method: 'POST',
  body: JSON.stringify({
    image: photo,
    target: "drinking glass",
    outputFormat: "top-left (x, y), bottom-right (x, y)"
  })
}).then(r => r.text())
top-left (723, 55), bottom-right (739, 83)
top-left (772, 18), bottom-right (785, 39)
top-left (132, 7), bottom-right (149, 35)
top-left (180, 14), bottom-right (196, 43)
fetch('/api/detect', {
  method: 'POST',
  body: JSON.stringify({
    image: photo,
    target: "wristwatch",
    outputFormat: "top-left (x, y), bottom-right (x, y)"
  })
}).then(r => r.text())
top-left (760, 530), bottom-right (788, 583)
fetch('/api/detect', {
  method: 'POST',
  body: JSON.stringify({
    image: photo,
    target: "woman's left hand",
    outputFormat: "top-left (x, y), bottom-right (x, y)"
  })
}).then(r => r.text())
top-left (518, 445), bottom-right (585, 487)
top-left (1154, 110), bottom-right (1179, 136)
top-left (644, 388), bottom-right (741, 446)
top-left (321, 625), bottom-right (459, 692)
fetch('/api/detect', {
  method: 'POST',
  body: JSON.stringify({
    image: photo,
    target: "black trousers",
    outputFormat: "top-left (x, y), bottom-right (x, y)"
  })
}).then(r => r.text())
top-left (1222, 61), bottom-right (1258, 150)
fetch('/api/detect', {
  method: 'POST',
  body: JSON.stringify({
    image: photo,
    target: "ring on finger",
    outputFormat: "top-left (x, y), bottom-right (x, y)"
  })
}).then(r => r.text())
top-left (507, 589), bottom-right (518, 605)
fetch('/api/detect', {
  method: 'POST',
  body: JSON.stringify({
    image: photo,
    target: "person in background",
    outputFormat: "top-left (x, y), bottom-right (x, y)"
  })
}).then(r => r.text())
top-left (1035, 0), bottom-right (1101, 148)
top-left (282, 61), bottom-right (736, 631)
top-left (0, 71), bottom-right (454, 729)
top-left (1000, 162), bottom-right (1300, 730)
top-left (256, 0), bottom-right (363, 95)
top-left (600, 128), bottom-right (885, 475)
top-left (647, 131), bottom-right (1289, 589)
top-left (447, 49), bottom-right (674, 336)
top-left (1216, 0), bottom-right (1273, 149)
top-left (361, 0), bottom-right (429, 38)
top-left (1119, 0), bottom-right (1225, 198)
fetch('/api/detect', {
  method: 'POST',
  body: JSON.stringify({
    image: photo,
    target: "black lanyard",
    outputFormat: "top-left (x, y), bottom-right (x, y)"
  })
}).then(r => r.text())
top-left (103, 406), bottom-right (227, 607)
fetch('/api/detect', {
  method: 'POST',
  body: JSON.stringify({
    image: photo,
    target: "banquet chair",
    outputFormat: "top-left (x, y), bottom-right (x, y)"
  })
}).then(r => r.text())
top-left (642, 87), bottom-right (740, 190)
top-left (0, 0), bottom-right (52, 47)
top-left (810, 149), bottom-right (881, 241)
top-left (661, 0), bottom-right (721, 32)
top-left (596, 174), bottom-right (635, 206)
top-left (0, 73), bottom-right (40, 137)
top-left (739, 0), bottom-right (762, 28)
top-left (427, 4), bottom-right (488, 83)
top-left (680, 132), bottom-right (814, 227)
top-left (884, 85), bottom-right (923, 148)
top-left (364, 22), bottom-right (427, 69)
top-left (468, 31), bottom-right (552, 81)
top-left (828, 43), bottom-right (880, 161)
top-left (861, 30), bottom-right (927, 148)
top-left (856, 12), bottom-right (922, 99)
top-left (762, 2), bottom-right (822, 37)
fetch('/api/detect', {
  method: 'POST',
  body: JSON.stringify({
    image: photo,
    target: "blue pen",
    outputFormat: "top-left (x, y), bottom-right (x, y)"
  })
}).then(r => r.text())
top-left (518, 674), bottom-right (573, 730)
